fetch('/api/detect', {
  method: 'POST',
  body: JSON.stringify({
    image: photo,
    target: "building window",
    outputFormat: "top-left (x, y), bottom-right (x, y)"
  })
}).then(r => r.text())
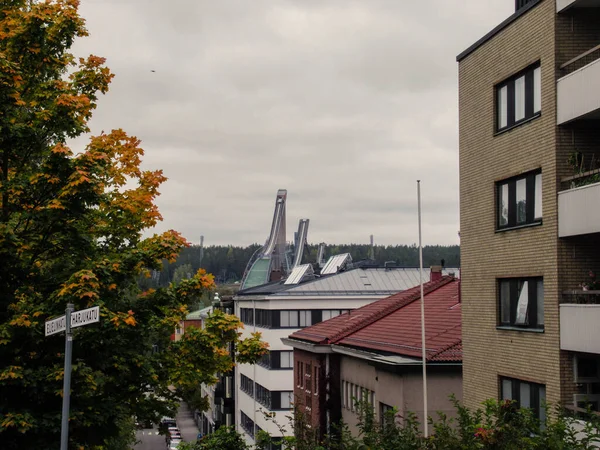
top-left (255, 382), bottom-right (272, 409)
top-left (258, 351), bottom-right (293, 370)
top-left (322, 309), bottom-right (350, 321)
top-left (299, 310), bottom-right (312, 327)
top-left (279, 391), bottom-right (293, 410)
top-left (280, 311), bottom-right (299, 328)
top-left (297, 361), bottom-right (304, 387)
top-left (380, 402), bottom-right (395, 427)
top-left (280, 351), bottom-right (293, 369)
top-left (240, 411), bottom-right (255, 437)
top-left (496, 63), bottom-right (541, 132)
top-left (497, 171), bottom-right (542, 229)
top-left (255, 309), bottom-right (274, 328)
top-left (499, 278), bottom-right (544, 329)
top-left (240, 308), bottom-right (254, 325)
top-left (500, 377), bottom-right (546, 421)
top-left (258, 352), bottom-right (271, 369)
top-left (240, 374), bottom-right (254, 397)
top-left (515, 0), bottom-right (536, 11)
top-left (313, 366), bottom-right (319, 395)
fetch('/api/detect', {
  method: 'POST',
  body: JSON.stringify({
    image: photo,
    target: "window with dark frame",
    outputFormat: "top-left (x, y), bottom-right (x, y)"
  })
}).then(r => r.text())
top-left (240, 308), bottom-right (254, 325)
top-left (498, 278), bottom-right (544, 329)
top-left (380, 402), bottom-right (395, 427)
top-left (258, 350), bottom-right (293, 370)
top-left (240, 410), bottom-right (255, 437)
top-left (240, 374), bottom-right (254, 397)
top-left (515, 0), bottom-right (535, 11)
top-left (496, 62), bottom-right (541, 132)
top-left (500, 377), bottom-right (546, 422)
top-left (497, 170), bottom-right (542, 230)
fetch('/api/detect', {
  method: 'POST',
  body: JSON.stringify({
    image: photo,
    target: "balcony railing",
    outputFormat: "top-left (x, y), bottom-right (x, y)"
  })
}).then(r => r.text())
top-left (563, 290), bottom-right (600, 305)
top-left (557, 45), bottom-right (600, 124)
top-left (561, 44), bottom-right (600, 77)
top-left (560, 296), bottom-right (600, 353)
top-left (558, 181), bottom-right (600, 237)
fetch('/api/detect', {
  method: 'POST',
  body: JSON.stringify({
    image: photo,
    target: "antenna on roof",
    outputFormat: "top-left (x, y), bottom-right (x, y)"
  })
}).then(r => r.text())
top-left (369, 235), bottom-right (375, 260)
top-left (199, 235), bottom-right (204, 268)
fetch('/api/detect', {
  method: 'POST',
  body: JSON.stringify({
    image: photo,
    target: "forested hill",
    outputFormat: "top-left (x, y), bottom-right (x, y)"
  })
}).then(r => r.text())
top-left (150, 244), bottom-right (460, 286)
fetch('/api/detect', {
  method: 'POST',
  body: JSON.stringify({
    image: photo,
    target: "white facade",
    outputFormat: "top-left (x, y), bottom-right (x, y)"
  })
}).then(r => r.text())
top-left (235, 294), bottom-right (398, 445)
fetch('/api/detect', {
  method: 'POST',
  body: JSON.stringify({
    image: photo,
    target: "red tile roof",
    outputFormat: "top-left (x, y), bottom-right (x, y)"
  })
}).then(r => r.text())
top-left (289, 276), bottom-right (461, 362)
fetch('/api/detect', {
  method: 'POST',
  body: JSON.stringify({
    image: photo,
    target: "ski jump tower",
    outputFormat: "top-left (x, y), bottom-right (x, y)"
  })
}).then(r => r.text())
top-left (241, 189), bottom-right (288, 289)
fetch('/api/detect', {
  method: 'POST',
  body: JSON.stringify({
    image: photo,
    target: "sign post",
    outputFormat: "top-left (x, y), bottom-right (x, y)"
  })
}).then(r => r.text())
top-left (60, 303), bottom-right (73, 450)
top-left (45, 305), bottom-right (100, 450)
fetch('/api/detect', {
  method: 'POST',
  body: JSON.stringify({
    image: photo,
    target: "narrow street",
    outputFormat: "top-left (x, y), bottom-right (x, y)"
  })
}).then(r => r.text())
top-left (134, 402), bottom-right (199, 449)
top-left (135, 426), bottom-right (166, 450)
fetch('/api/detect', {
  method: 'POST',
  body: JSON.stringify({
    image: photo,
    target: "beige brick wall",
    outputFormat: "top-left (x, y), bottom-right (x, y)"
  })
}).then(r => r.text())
top-left (459, 0), bottom-right (563, 410)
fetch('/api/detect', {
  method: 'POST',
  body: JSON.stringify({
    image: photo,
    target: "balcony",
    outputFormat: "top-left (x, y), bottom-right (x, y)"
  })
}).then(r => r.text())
top-left (557, 45), bottom-right (600, 124)
top-left (560, 291), bottom-right (600, 354)
top-left (558, 180), bottom-right (600, 237)
top-left (557, 0), bottom-right (600, 13)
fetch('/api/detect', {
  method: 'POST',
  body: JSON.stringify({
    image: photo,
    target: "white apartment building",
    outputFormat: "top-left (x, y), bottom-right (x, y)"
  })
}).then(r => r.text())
top-left (234, 260), bottom-right (456, 447)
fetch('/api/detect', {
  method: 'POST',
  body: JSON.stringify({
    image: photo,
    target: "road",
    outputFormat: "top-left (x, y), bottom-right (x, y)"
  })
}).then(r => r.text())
top-left (134, 402), bottom-right (199, 449)
top-left (135, 426), bottom-right (168, 450)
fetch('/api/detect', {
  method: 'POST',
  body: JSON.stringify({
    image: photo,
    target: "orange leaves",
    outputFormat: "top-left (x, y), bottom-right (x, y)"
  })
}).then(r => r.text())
top-left (124, 316), bottom-right (136, 327)
top-left (109, 310), bottom-right (137, 328)
top-left (51, 143), bottom-right (72, 156)
top-left (47, 199), bottom-right (65, 210)
top-left (9, 315), bottom-right (32, 328)
top-left (57, 270), bottom-right (100, 304)
top-left (0, 412), bottom-right (35, 434)
top-left (0, 366), bottom-right (24, 381)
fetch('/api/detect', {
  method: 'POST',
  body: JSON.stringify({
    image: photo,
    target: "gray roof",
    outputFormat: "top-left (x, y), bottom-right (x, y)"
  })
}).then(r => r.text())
top-left (236, 267), bottom-right (459, 297)
top-left (185, 306), bottom-right (212, 320)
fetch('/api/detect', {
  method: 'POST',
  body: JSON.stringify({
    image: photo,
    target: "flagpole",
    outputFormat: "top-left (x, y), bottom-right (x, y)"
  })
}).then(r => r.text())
top-left (417, 180), bottom-right (428, 438)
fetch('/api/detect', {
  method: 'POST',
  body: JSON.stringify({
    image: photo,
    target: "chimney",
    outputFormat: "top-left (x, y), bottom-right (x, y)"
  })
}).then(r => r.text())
top-left (430, 265), bottom-right (442, 282)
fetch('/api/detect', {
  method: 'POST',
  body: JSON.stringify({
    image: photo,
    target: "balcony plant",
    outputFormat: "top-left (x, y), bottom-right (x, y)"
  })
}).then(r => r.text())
top-left (580, 271), bottom-right (600, 291)
top-left (568, 152), bottom-right (600, 188)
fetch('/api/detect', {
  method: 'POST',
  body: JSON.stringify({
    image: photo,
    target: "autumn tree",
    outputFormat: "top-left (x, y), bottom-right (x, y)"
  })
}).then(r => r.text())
top-left (0, 1), bottom-right (266, 449)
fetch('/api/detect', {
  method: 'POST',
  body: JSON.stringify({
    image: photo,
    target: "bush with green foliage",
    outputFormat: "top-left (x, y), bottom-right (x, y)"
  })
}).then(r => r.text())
top-left (199, 397), bottom-right (600, 450)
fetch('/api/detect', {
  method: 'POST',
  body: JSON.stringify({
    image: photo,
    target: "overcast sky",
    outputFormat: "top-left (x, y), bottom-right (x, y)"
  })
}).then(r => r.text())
top-left (71, 0), bottom-right (512, 247)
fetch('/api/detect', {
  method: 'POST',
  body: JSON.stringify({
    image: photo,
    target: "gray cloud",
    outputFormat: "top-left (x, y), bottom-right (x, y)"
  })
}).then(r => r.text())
top-left (71, 0), bottom-right (512, 247)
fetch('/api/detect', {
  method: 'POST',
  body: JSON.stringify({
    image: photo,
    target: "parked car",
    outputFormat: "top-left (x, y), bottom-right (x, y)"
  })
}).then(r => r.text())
top-left (160, 416), bottom-right (177, 428)
top-left (168, 430), bottom-right (182, 441)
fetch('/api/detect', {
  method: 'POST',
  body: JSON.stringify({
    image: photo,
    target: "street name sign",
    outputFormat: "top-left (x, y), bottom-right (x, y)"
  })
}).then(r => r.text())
top-left (45, 315), bottom-right (67, 336)
top-left (70, 306), bottom-right (99, 329)
top-left (44, 304), bottom-right (101, 450)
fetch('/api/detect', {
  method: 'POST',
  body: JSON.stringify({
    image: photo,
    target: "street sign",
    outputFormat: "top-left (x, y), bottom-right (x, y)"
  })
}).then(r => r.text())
top-left (45, 304), bottom-right (101, 450)
top-left (45, 315), bottom-right (66, 336)
top-left (70, 306), bottom-right (99, 329)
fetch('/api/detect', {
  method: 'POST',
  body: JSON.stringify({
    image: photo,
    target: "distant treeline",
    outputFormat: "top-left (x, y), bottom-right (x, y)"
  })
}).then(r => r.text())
top-left (143, 244), bottom-right (460, 287)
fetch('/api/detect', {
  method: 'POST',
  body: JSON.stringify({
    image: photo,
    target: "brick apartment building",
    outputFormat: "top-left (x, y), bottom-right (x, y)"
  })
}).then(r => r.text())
top-left (283, 276), bottom-right (462, 440)
top-left (458, 0), bottom-right (600, 417)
